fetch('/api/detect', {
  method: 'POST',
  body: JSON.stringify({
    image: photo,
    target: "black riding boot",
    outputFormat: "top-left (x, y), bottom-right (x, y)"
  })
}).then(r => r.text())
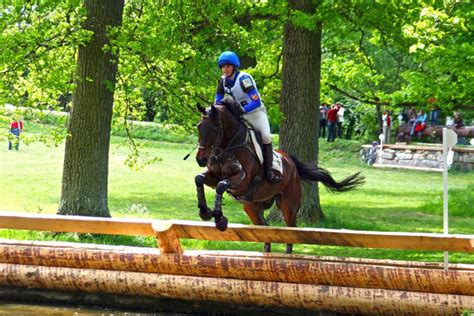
top-left (263, 143), bottom-right (281, 184)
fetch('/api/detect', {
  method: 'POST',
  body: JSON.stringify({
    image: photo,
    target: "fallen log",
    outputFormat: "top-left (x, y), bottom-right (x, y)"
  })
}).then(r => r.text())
top-left (0, 240), bottom-right (473, 296)
top-left (0, 263), bottom-right (473, 316)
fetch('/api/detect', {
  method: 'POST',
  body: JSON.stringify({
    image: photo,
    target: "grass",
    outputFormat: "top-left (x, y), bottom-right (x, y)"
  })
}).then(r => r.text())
top-left (0, 119), bottom-right (473, 263)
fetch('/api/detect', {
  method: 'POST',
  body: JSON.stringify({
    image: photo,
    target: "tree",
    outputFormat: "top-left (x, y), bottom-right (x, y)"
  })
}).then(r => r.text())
top-left (278, 0), bottom-right (324, 221)
top-left (58, 0), bottom-right (125, 217)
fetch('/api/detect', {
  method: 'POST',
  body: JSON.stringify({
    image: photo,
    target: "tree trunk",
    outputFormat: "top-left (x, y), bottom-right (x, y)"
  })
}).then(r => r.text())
top-left (376, 104), bottom-right (383, 135)
top-left (274, 0), bottom-right (324, 222)
top-left (58, 0), bottom-right (124, 217)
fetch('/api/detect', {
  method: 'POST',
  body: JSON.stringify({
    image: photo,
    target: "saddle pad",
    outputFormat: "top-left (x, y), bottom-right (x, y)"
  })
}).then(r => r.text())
top-left (248, 130), bottom-right (283, 174)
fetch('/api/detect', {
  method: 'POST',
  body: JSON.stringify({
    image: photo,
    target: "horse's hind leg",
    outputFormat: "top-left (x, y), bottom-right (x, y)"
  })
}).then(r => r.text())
top-left (243, 201), bottom-right (272, 252)
top-left (276, 186), bottom-right (301, 254)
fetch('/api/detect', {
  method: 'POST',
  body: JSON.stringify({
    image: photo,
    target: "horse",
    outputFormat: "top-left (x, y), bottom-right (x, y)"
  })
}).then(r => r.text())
top-left (194, 103), bottom-right (365, 253)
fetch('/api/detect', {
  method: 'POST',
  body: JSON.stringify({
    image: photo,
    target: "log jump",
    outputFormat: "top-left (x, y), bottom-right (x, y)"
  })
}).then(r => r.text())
top-left (0, 211), bottom-right (473, 314)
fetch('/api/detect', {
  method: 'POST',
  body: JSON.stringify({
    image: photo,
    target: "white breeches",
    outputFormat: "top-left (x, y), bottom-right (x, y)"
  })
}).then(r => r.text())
top-left (243, 106), bottom-right (272, 144)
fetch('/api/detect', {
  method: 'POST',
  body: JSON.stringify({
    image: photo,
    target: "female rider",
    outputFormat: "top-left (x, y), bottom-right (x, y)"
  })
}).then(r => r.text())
top-left (214, 51), bottom-right (281, 184)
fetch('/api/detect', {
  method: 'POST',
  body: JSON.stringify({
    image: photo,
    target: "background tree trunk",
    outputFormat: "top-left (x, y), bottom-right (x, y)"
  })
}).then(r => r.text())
top-left (58, 0), bottom-right (124, 217)
top-left (272, 0), bottom-right (324, 222)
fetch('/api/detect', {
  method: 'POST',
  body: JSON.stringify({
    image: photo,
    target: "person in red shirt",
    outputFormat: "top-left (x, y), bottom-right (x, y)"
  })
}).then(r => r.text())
top-left (326, 104), bottom-right (338, 142)
top-left (8, 118), bottom-right (23, 150)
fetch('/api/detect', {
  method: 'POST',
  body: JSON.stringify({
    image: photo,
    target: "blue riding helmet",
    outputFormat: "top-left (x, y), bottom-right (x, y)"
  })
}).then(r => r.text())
top-left (217, 51), bottom-right (240, 68)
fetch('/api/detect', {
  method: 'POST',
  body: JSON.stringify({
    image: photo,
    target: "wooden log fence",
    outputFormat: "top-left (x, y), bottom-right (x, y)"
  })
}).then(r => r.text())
top-left (0, 211), bottom-right (473, 314)
top-left (1, 211), bottom-right (473, 254)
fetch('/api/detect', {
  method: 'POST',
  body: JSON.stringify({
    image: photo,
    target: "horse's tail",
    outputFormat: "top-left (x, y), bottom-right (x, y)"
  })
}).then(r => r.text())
top-left (290, 155), bottom-right (365, 192)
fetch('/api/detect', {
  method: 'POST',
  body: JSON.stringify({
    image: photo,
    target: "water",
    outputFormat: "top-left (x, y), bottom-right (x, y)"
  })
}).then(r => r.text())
top-left (0, 303), bottom-right (156, 315)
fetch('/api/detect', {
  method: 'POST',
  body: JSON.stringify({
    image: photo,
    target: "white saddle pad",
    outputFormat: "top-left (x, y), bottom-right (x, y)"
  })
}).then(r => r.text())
top-left (248, 130), bottom-right (283, 174)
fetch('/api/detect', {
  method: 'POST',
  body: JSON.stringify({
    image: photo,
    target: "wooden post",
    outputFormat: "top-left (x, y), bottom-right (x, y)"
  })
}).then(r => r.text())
top-left (152, 222), bottom-right (182, 254)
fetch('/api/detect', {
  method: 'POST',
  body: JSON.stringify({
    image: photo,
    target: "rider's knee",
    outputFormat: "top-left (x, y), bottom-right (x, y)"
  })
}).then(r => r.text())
top-left (261, 134), bottom-right (272, 145)
top-left (195, 174), bottom-right (205, 186)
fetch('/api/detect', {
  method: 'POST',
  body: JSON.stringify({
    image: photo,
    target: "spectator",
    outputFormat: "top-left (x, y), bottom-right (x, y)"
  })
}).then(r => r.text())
top-left (411, 110), bottom-right (427, 138)
top-left (453, 112), bottom-right (464, 128)
top-left (326, 104), bottom-right (338, 142)
top-left (427, 97), bottom-right (440, 125)
top-left (336, 103), bottom-right (345, 138)
top-left (382, 110), bottom-right (392, 144)
top-left (429, 106), bottom-right (440, 126)
top-left (8, 117), bottom-right (23, 151)
top-left (319, 103), bottom-right (328, 138)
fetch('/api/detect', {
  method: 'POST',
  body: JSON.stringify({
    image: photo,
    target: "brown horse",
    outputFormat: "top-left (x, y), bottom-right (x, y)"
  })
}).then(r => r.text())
top-left (194, 103), bottom-right (364, 253)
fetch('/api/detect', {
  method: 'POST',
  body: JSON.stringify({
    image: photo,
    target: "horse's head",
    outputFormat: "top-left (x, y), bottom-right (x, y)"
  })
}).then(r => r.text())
top-left (196, 103), bottom-right (220, 167)
top-left (195, 103), bottom-right (239, 167)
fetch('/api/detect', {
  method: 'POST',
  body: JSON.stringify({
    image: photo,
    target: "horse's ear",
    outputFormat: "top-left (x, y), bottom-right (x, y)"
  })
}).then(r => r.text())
top-left (210, 103), bottom-right (217, 116)
top-left (196, 103), bottom-right (207, 114)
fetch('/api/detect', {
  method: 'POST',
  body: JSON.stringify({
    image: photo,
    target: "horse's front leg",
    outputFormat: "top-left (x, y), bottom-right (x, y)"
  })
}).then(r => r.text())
top-left (195, 170), bottom-right (218, 221)
top-left (212, 167), bottom-right (246, 231)
top-left (212, 179), bottom-right (231, 231)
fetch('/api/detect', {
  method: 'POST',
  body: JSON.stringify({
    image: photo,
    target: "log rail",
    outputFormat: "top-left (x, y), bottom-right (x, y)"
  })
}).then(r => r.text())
top-left (0, 211), bottom-right (473, 254)
top-left (0, 211), bottom-right (473, 314)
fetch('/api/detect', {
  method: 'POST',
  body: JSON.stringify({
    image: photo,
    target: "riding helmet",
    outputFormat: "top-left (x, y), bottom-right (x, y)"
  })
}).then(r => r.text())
top-left (217, 51), bottom-right (240, 68)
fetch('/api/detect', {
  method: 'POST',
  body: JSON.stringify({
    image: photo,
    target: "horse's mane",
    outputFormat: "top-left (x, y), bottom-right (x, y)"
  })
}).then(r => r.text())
top-left (219, 98), bottom-right (244, 121)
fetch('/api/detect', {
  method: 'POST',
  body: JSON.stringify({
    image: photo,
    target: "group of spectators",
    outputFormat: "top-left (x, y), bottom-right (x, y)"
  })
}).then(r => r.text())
top-left (320, 102), bottom-right (468, 145)
top-left (319, 102), bottom-right (345, 142)
top-left (398, 107), bottom-right (466, 138)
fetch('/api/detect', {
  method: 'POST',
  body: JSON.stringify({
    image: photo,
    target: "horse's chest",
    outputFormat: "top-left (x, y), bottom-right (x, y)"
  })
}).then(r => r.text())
top-left (209, 155), bottom-right (244, 179)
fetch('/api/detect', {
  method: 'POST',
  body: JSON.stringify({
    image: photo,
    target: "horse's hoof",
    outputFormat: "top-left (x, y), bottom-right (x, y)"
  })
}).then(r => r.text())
top-left (199, 207), bottom-right (213, 221)
top-left (286, 244), bottom-right (293, 254)
top-left (264, 243), bottom-right (271, 253)
top-left (215, 216), bottom-right (228, 231)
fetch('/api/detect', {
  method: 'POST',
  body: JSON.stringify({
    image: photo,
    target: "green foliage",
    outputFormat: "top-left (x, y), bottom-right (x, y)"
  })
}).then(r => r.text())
top-left (2, 1), bottom-right (471, 150)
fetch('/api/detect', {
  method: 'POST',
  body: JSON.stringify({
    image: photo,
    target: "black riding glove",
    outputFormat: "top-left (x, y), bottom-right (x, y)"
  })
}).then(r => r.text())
top-left (235, 103), bottom-right (245, 115)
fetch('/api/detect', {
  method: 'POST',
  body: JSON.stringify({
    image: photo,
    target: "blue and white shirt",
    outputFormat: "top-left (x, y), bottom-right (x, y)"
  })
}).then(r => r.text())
top-left (215, 72), bottom-right (262, 113)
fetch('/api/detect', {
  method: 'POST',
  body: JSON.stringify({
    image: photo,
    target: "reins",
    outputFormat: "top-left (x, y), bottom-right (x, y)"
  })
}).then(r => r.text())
top-left (211, 121), bottom-right (247, 160)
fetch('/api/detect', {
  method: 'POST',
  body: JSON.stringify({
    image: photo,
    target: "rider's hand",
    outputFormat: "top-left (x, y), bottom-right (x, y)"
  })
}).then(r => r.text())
top-left (236, 104), bottom-right (245, 115)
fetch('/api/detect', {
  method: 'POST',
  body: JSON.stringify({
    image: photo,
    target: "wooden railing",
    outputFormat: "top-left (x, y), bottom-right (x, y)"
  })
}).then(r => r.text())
top-left (1, 211), bottom-right (473, 254)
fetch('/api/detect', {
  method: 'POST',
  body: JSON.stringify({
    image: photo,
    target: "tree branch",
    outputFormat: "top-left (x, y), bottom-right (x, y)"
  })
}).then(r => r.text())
top-left (328, 84), bottom-right (473, 110)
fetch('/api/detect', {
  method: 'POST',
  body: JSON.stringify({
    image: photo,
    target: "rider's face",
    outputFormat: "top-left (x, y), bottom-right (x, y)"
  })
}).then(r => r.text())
top-left (221, 64), bottom-right (234, 77)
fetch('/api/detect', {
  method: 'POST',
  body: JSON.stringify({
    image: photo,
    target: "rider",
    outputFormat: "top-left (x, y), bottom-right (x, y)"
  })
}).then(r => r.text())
top-left (214, 51), bottom-right (281, 184)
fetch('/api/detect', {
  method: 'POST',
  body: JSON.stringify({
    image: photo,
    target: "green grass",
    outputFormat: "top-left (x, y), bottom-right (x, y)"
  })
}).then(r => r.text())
top-left (0, 122), bottom-right (473, 263)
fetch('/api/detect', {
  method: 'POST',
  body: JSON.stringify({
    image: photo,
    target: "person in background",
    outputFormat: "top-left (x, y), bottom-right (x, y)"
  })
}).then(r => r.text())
top-left (453, 112), bottom-right (466, 144)
top-left (8, 117), bottom-right (23, 150)
top-left (319, 103), bottom-right (328, 138)
top-left (326, 104), bottom-right (338, 142)
top-left (336, 102), bottom-right (345, 138)
top-left (453, 112), bottom-right (464, 128)
top-left (427, 97), bottom-right (440, 126)
top-left (382, 110), bottom-right (392, 144)
top-left (411, 110), bottom-right (427, 138)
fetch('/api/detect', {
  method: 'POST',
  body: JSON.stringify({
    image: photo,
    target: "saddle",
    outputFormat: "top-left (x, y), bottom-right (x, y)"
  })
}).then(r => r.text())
top-left (246, 127), bottom-right (283, 174)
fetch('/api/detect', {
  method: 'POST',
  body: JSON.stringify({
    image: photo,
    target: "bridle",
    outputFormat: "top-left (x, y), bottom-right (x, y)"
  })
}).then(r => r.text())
top-left (198, 110), bottom-right (248, 161)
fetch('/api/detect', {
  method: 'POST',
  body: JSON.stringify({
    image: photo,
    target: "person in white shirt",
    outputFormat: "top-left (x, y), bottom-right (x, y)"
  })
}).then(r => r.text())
top-left (382, 110), bottom-right (392, 144)
top-left (336, 103), bottom-right (345, 138)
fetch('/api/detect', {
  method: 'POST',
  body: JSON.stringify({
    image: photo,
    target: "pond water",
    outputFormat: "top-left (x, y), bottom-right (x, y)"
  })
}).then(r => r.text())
top-left (0, 303), bottom-right (161, 315)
